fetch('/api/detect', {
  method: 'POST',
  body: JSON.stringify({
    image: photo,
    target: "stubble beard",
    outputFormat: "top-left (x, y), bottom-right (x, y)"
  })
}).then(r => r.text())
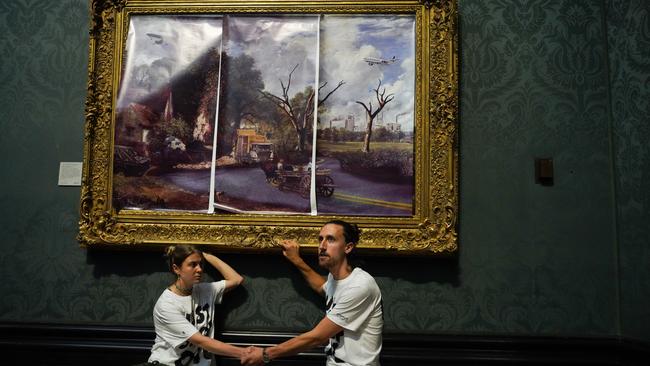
top-left (318, 253), bottom-right (333, 270)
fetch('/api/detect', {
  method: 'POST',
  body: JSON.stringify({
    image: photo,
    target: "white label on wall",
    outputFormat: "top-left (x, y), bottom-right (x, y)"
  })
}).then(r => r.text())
top-left (58, 162), bottom-right (83, 186)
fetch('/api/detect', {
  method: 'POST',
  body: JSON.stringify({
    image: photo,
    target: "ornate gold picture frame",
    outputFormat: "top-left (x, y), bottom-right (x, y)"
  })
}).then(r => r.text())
top-left (79, 0), bottom-right (458, 255)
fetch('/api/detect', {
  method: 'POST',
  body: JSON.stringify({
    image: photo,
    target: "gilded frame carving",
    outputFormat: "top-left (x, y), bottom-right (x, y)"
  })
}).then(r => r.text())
top-left (79, 0), bottom-right (458, 255)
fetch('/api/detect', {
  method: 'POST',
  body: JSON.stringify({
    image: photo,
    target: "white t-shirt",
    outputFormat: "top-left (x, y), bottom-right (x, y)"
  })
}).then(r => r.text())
top-left (149, 281), bottom-right (226, 366)
top-left (323, 267), bottom-right (383, 366)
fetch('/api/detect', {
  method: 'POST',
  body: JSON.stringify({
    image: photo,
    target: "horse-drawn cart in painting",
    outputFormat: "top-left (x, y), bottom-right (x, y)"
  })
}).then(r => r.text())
top-left (261, 163), bottom-right (334, 199)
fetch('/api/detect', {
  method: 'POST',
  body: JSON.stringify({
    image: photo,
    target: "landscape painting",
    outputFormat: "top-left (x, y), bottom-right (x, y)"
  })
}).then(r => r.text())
top-left (112, 15), bottom-right (223, 211)
top-left (111, 14), bottom-right (415, 216)
top-left (212, 15), bottom-right (320, 214)
top-left (81, 0), bottom-right (460, 253)
top-left (315, 15), bottom-right (415, 216)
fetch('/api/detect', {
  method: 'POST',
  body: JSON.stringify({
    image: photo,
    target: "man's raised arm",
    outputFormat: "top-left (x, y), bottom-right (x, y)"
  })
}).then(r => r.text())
top-left (280, 239), bottom-right (326, 296)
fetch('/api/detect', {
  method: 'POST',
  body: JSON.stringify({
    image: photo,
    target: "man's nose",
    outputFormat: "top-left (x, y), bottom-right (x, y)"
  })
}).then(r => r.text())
top-left (319, 239), bottom-right (327, 251)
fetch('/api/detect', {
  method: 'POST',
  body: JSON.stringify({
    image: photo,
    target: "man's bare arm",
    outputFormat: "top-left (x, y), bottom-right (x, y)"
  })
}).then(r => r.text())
top-left (242, 317), bottom-right (343, 365)
top-left (280, 240), bottom-right (326, 296)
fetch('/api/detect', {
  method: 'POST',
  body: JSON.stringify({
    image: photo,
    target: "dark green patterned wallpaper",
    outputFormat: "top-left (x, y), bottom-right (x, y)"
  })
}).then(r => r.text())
top-left (457, 0), bottom-right (615, 335)
top-left (607, 0), bottom-right (650, 342)
top-left (0, 0), bottom-right (646, 341)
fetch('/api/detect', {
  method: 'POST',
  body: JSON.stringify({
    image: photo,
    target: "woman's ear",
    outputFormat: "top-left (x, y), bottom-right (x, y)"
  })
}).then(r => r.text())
top-left (172, 264), bottom-right (180, 275)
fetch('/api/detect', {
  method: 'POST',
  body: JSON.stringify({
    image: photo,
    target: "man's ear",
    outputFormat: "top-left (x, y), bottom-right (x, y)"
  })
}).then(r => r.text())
top-left (345, 242), bottom-right (355, 254)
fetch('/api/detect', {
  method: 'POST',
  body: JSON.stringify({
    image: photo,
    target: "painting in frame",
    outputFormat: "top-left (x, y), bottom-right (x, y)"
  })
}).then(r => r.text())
top-left (79, 0), bottom-right (459, 255)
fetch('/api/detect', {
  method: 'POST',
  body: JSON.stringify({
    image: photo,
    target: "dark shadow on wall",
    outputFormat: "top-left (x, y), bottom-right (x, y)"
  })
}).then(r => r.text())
top-left (86, 244), bottom-right (461, 331)
top-left (358, 254), bottom-right (460, 286)
top-left (87, 245), bottom-right (461, 288)
top-left (86, 247), bottom-right (169, 277)
top-left (86, 248), bottom-right (326, 328)
top-left (86, 240), bottom-right (462, 274)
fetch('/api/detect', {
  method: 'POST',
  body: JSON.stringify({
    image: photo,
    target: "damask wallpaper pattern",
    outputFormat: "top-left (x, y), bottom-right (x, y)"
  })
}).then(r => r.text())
top-left (0, 0), bottom-right (646, 341)
top-left (607, 0), bottom-right (650, 341)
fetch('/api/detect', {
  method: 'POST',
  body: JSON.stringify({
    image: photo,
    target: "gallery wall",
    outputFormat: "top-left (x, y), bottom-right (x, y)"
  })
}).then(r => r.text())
top-left (606, 0), bottom-right (650, 342)
top-left (0, 0), bottom-right (647, 343)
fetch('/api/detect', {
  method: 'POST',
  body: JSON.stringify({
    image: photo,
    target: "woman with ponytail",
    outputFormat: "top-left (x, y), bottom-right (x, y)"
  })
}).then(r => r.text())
top-left (146, 245), bottom-right (247, 366)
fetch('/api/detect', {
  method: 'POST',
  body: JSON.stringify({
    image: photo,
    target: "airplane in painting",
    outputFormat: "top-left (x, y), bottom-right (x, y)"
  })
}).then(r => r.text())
top-left (363, 55), bottom-right (398, 66)
top-left (146, 33), bottom-right (164, 44)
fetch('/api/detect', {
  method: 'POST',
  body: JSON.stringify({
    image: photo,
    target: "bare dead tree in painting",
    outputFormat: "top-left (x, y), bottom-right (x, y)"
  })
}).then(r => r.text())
top-left (356, 79), bottom-right (394, 153)
top-left (259, 64), bottom-right (344, 152)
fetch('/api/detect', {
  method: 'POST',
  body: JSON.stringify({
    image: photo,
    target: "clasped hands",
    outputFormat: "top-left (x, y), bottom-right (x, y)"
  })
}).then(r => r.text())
top-left (240, 346), bottom-right (265, 365)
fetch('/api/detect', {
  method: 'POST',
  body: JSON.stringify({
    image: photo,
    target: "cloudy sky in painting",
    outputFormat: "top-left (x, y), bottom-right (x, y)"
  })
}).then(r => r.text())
top-left (225, 14), bottom-right (415, 132)
top-left (118, 15), bottom-right (223, 108)
top-left (118, 14), bottom-right (415, 131)
top-left (319, 15), bottom-right (415, 132)
top-left (226, 16), bottom-right (320, 98)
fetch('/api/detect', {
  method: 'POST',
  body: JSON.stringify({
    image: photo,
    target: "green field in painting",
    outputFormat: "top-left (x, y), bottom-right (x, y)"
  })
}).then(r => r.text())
top-left (317, 141), bottom-right (413, 152)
